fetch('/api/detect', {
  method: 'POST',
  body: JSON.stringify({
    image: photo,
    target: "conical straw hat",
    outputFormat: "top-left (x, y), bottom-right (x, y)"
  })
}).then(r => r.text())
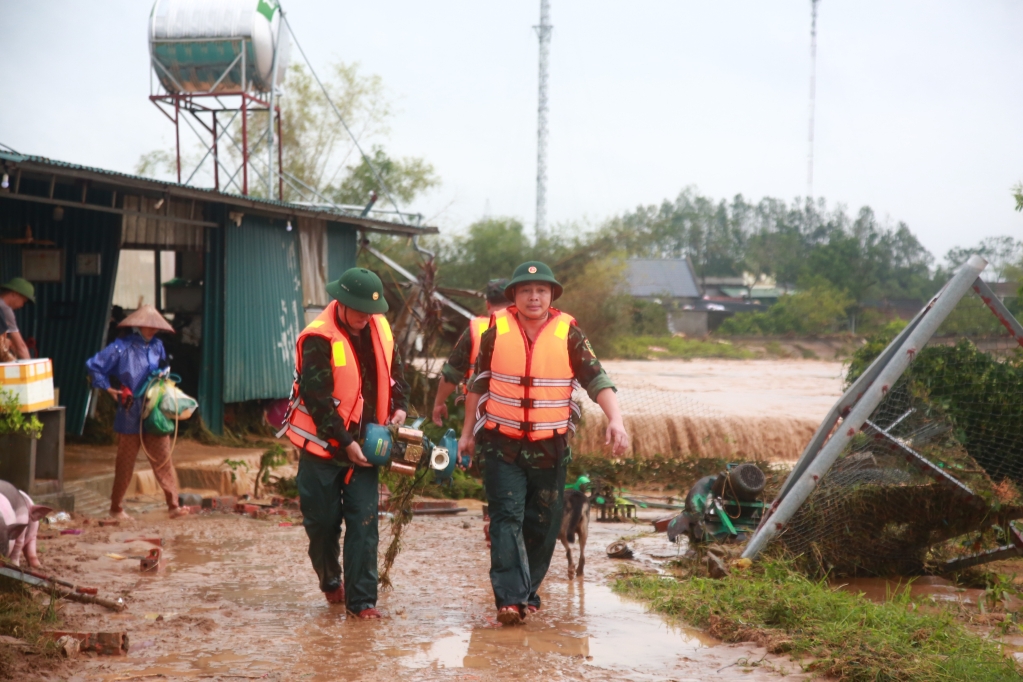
top-left (118, 304), bottom-right (174, 333)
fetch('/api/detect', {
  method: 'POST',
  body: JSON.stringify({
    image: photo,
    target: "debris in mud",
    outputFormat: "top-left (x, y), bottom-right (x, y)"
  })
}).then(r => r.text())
top-left (54, 635), bottom-right (79, 659)
top-left (0, 566), bottom-right (125, 611)
top-left (140, 548), bottom-right (162, 572)
top-left (706, 554), bottom-right (729, 579)
top-left (44, 631), bottom-right (129, 656)
top-left (607, 541), bottom-right (634, 559)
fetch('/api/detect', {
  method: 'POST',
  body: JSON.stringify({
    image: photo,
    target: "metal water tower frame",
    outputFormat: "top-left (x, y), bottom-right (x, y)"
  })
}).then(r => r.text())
top-left (148, 41), bottom-right (283, 199)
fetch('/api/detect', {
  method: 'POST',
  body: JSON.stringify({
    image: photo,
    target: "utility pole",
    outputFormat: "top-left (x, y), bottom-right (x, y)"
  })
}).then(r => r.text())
top-left (534, 0), bottom-right (552, 240)
top-left (807, 0), bottom-right (820, 202)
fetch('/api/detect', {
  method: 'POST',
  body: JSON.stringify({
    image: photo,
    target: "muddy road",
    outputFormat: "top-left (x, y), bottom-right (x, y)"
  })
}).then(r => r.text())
top-left (45, 500), bottom-right (806, 681)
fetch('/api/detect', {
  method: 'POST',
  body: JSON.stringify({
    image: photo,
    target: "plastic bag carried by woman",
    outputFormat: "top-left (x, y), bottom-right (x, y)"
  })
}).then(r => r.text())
top-left (139, 370), bottom-right (198, 435)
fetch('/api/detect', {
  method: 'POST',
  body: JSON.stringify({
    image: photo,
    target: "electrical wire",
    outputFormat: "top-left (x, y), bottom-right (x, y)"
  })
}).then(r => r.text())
top-left (281, 12), bottom-right (409, 228)
top-left (0, 142), bottom-right (21, 153)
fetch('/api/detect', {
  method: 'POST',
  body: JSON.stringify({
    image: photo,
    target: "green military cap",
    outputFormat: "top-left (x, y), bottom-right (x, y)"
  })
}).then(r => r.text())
top-left (505, 261), bottom-right (562, 301)
top-left (0, 277), bottom-right (35, 304)
top-left (326, 268), bottom-right (388, 314)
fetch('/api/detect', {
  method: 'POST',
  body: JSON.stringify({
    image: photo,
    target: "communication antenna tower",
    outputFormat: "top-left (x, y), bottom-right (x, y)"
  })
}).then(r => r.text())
top-left (807, 0), bottom-right (820, 201)
top-left (534, 0), bottom-right (552, 240)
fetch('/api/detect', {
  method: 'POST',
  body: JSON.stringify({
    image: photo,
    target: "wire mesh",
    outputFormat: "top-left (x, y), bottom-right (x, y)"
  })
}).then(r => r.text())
top-left (777, 288), bottom-right (1023, 576)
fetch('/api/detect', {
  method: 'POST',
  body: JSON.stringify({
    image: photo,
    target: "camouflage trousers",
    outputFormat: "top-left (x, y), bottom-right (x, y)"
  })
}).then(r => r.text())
top-left (480, 441), bottom-right (567, 610)
top-left (297, 453), bottom-right (379, 612)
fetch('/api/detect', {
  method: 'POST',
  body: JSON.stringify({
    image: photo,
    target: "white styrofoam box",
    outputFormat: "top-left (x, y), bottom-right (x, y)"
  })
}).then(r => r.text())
top-left (0, 359), bottom-right (55, 412)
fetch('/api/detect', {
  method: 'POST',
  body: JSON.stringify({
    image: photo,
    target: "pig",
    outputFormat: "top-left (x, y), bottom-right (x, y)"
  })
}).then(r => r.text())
top-left (0, 494), bottom-right (27, 562)
top-left (0, 480), bottom-right (52, 568)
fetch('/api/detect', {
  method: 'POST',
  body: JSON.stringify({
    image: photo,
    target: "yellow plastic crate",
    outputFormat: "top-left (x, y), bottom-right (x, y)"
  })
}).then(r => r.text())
top-left (0, 359), bottom-right (55, 412)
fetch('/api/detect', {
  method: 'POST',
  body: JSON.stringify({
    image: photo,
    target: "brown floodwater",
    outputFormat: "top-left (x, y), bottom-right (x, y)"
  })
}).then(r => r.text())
top-left (42, 503), bottom-right (807, 681)
top-left (831, 576), bottom-right (987, 606)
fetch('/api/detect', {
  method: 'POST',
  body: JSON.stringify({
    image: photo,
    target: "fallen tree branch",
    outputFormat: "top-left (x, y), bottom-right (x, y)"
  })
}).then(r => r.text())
top-left (0, 567), bottom-right (125, 612)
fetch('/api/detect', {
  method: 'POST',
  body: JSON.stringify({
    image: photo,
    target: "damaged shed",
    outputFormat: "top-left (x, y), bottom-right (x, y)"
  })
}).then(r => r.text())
top-left (0, 151), bottom-right (437, 435)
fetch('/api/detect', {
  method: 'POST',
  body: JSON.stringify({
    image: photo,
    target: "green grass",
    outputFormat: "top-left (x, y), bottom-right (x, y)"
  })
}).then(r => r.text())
top-left (610, 335), bottom-right (754, 360)
top-left (614, 560), bottom-right (1020, 682)
top-left (0, 577), bottom-right (62, 678)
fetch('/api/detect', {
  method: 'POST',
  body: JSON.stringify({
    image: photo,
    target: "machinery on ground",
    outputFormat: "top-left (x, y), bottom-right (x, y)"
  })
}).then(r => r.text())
top-left (667, 463), bottom-right (767, 544)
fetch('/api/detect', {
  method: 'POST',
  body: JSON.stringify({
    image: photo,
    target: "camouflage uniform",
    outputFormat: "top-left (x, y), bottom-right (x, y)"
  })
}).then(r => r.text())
top-left (295, 284), bottom-right (409, 613)
top-left (440, 326), bottom-right (474, 386)
top-left (470, 320), bottom-right (615, 610)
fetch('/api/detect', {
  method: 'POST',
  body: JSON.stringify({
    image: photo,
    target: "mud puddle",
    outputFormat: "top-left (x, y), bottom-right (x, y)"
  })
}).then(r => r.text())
top-left (43, 504), bottom-right (807, 681)
top-left (831, 576), bottom-right (986, 606)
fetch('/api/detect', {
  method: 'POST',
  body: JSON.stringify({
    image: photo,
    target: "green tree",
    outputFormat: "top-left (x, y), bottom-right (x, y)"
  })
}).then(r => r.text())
top-left (717, 282), bottom-right (853, 336)
top-left (328, 146), bottom-right (438, 207)
top-left (136, 61), bottom-right (437, 210)
top-left (609, 190), bottom-right (935, 307)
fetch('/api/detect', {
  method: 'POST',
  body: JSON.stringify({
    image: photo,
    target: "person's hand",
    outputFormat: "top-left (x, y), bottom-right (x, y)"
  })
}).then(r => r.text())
top-left (458, 432), bottom-right (475, 466)
top-left (432, 402), bottom-right (448, 427)
top-left (605, 418), bottom-right (630, 457)
top-left (106, 387), bottom-right (120, 402)
top-left (389, 409), bottom-right (407, 426)
top-left (346, 440), bottom-right (371, 467)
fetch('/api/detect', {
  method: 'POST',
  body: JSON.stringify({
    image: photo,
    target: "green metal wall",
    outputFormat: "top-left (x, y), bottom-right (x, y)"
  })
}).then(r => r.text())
top-left (199, 220), bottom-right (225, 434)
top-left (0, 193), bottom-right (120, 434)
top-left (223, 215), bottom-right (303, 403)
top-left (326, 222), bottom-right (358, 280)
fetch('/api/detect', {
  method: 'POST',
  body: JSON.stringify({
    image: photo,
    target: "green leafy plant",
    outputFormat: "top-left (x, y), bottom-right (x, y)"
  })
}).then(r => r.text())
top-left (0, 390), bottom-right (42, 439)
top-left (223, 458), bottom-right (250, 483)
top-left (254, 444), bottom-right (290, 498)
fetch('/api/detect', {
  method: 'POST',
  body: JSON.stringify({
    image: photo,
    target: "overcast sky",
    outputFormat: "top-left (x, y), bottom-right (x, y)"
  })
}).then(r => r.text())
top-left (2, 1), bottom-right (1022, 262)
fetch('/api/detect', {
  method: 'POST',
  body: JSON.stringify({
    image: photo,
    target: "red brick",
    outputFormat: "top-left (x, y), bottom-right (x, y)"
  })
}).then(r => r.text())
top-left (45, 631), bottom-right (128, 656)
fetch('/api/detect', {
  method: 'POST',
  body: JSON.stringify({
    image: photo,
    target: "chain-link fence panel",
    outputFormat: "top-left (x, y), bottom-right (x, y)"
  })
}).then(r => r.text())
top-left (778, 285), bottom-right (1023, 576)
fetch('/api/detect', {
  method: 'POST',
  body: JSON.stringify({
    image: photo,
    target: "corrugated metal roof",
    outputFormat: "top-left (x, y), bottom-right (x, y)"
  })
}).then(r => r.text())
top-left (0, 195), bottom-right (121, 435)
top-left (626, 259), bottom-right (702, 299)
top-left (0, 151), bottom-right (437, 237)
top-left (222, 214), bottom-right (303, 402)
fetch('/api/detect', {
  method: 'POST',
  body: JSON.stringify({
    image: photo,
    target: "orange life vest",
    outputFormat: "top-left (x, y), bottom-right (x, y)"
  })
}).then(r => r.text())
top-left (474, 307), bottom-right (579, 441)
top-left (465, 315), bottom-right (490, 382)
top-left (283, 301), bottom-right (394, 458)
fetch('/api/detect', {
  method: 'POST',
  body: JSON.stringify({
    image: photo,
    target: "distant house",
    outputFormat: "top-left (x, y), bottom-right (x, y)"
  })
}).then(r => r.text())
top-left (624, 259), bottom-right (771, 337)
top-left (625, 258), bottom-right (702, 304)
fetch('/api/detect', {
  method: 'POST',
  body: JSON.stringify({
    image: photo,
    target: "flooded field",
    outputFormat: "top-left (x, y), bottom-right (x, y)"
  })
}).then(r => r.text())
top-left (33, 358), bottom-right (852, 679)
top-left (43, 501), bottom-right (807, 681)
top-left (572, 360), bottom-right (846, 462)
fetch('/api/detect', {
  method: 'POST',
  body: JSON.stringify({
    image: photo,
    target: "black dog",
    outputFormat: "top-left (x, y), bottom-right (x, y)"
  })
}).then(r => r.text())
top-left (558, 489), bottom-right (593, 580)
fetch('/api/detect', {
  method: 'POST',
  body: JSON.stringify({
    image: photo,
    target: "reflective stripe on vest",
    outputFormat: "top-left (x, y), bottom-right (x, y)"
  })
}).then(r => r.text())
top-left (283, 301), bottom-right (394, 458)
top-left (481, 307), bottom-right (576, 441)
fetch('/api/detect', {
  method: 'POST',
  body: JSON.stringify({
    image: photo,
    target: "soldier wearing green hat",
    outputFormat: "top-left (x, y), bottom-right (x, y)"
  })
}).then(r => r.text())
top-left (0, 277), bottom-right (35, 360)
top-left (282, 267), bottom-right (409, 619)
top-left (459, 261), bottom-right (629, 625)
top-left (431, 278), bottom-right (511, 429)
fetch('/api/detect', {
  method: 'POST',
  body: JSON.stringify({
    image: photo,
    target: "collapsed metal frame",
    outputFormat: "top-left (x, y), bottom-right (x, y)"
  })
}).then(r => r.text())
top-left (743, 255), bottom-right (1023, 569)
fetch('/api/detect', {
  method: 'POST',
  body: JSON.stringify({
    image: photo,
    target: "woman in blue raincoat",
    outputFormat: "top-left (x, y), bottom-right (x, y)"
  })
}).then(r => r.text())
top-left (86, 304), bottom-right (186, 519)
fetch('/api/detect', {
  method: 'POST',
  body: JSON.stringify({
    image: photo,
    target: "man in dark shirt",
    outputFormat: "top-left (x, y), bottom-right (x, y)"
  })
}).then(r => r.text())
top-left (289, 268), bottom-right (409, 619)
top-left (432, 278), bottom-right (510, 427)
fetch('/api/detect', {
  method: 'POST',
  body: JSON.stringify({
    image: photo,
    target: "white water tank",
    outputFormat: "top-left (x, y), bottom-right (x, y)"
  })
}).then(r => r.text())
top-left (149, 0), bottom-right (290, 94)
